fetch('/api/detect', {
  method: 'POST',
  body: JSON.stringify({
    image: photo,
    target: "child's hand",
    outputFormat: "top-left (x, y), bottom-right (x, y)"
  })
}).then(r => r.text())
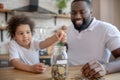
top-left (81, 60), bottom-right (107, 79)
top-left (56, 30), bottom-right (66, 43)
top-left (31, 63), bottom-right (47, 73)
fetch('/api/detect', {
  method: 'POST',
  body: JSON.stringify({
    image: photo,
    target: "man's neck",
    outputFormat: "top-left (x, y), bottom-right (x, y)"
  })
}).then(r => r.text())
top-left (78, 17), bottom-right (93, 33)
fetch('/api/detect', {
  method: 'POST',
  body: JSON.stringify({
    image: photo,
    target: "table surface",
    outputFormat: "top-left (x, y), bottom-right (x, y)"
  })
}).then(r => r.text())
top-left (0, 66), bottom-right (120, 80)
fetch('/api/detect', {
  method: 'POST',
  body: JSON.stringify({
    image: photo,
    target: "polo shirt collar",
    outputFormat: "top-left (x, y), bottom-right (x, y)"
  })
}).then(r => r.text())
top-left (85, 17), bottom-right (97, 31)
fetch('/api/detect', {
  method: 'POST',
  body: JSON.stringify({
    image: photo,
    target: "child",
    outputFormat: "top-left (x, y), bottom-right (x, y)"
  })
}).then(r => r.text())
top-left (7, 14), bottom-right (66, 73)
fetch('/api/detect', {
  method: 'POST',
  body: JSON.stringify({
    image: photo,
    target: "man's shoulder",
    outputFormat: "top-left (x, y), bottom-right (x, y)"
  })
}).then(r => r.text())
top-left (96, 19), bottom-right (114, 27)
top-left (95, 19), bottom-right (116, 29)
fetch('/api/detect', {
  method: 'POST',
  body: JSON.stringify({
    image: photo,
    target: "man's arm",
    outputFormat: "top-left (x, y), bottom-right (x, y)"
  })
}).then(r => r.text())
top-left (81, 48), bottom-right (120, 79)
top-left (104, 48), bottom-right (120, 73)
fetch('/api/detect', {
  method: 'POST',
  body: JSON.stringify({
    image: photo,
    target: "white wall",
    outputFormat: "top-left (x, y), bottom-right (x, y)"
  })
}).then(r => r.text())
top-left (93, 0), bottom-right (120, 29)
top-left (1, 0), bottom-right (120, 35)
top-left (0, 0), bottom-right (72, 54)
top-left (0, 0), bottom-right (72, 42)
top-left (92, 0), bottom-right (100, 20)
top-left (1, 0), bottom-right (120, 53)
top-left (114, 0), bottom-right (120, 30)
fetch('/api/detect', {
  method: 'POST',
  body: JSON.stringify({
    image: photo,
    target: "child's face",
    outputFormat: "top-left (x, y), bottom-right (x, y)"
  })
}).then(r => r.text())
top-left (14, 24), bottom-right (32, 48)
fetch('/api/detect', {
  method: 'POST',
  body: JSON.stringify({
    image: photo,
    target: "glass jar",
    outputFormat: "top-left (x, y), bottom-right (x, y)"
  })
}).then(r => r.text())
top-left (51, 45), bottom-right (68, 80)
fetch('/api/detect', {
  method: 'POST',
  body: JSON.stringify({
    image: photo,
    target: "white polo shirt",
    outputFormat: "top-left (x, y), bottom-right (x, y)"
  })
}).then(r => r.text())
top-left (67, 18), bottom-right (120, 66)
top-left (9, 39), bottom-right (41, 65)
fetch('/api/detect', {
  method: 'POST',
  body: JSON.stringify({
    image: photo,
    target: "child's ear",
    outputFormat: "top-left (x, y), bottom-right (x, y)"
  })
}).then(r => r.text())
top-left (13, 37), bottom-right (16, 40)
top-left (13, 35), bottom-right (16, 40)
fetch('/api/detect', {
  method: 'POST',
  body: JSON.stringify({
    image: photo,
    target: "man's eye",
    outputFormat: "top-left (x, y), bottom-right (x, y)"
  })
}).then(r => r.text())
top-left (71, 12), bottom-right (76, 15)
top-left (71, 10), bottom-right (86, 15)
top-left (80, 11), bottom-right (86, 14)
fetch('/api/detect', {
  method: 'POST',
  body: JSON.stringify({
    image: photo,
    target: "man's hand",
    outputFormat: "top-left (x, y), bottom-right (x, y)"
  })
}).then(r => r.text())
top-left (82, 60), bottom-right (107, 79)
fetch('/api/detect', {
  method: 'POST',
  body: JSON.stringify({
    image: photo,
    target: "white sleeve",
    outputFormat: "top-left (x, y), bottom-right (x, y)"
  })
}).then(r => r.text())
top-left (8, 41), bottom-right (19, 61)
top-left (105, 25), bottom-right (120, 51)
top-left (32, 39), bottom-right (42, 50)
top-left (104, 57), bottom-right (120, 73)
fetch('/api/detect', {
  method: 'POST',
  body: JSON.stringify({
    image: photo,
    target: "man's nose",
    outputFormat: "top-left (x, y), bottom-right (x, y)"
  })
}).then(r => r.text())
top-left (75, 13), bottom-right (82, 19)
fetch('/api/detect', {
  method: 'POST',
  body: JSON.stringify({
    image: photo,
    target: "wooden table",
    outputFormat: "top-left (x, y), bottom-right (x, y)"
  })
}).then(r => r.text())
top-left (0, 66), bottom-right (120, 80)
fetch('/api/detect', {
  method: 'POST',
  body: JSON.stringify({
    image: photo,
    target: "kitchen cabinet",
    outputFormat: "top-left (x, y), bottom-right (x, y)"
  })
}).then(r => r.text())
top-left (53, 14), bottom-right (70, 25)
top-left (0, 27), bottom-right (7, 41)
top-left (0, 9), bottom-right (11, 21)
top-left (55, 14), bottom-right (70, 19)
top-left (0, 9), bottom-right (11, 41)
top-left (0, 27), bottom-right (7, 30)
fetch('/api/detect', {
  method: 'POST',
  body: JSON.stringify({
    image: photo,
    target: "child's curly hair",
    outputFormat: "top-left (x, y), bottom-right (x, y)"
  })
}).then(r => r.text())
top-left (7, 14), bottom-right (35, 40)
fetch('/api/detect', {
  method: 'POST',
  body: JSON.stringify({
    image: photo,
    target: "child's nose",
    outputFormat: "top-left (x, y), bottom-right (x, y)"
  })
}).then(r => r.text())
top-left (23, 33), bottom-right (28, 37)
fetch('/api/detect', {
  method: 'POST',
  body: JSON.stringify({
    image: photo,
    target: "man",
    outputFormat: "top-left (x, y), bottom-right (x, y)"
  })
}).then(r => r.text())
top-left (67, 0), bottom-right (120, 79)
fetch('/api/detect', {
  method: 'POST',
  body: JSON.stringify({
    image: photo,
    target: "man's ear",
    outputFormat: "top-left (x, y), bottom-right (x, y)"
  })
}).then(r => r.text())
top-left (90, 9), bottom-right (93, 16)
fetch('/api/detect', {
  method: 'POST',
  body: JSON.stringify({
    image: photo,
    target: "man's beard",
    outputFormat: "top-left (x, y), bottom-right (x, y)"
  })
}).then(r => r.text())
top-left (72, 19), bottom-right (89, 32)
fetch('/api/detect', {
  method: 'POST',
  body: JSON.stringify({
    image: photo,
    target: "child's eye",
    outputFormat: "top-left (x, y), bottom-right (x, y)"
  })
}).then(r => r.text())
top-left (27, 31), bottom-right (30, 34)
top-left (20, 32), bottom-right (23, 35)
